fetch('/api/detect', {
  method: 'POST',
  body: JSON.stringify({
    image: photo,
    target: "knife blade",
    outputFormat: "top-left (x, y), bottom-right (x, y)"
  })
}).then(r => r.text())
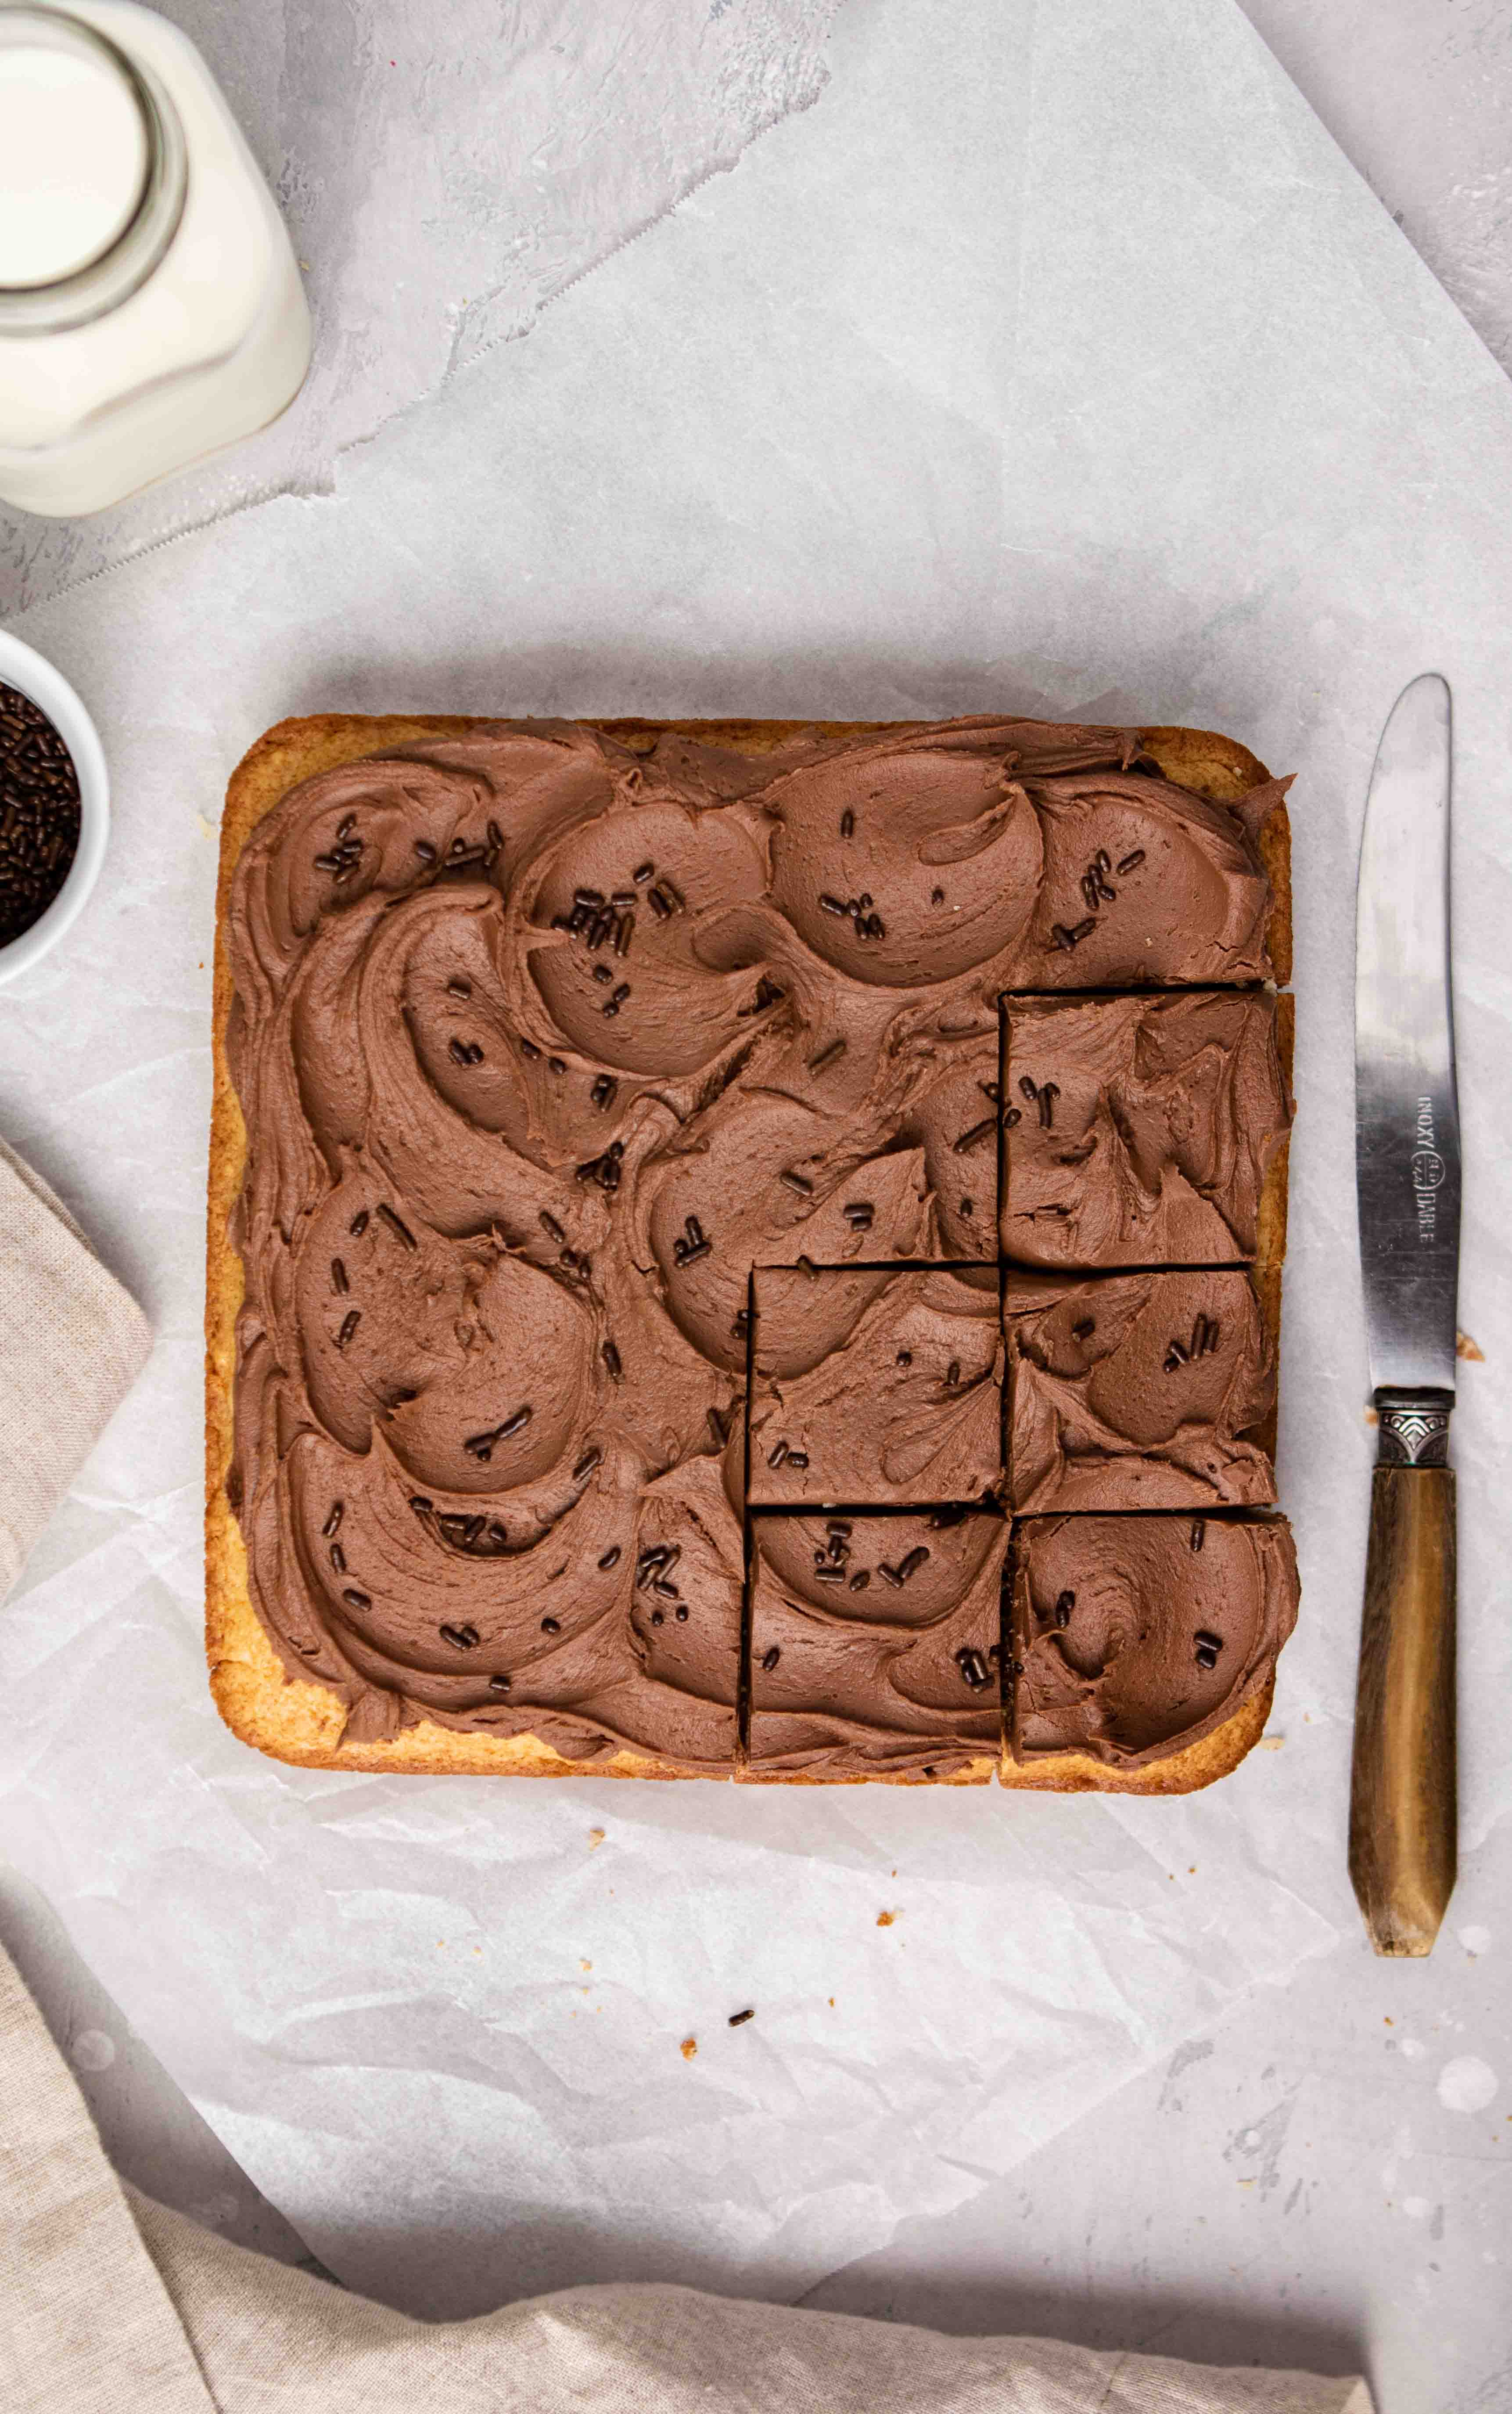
top-left (1355, 672), bottom-right (1460, 1397)
top-left (1349, 671), bottom-right (1459, 1957)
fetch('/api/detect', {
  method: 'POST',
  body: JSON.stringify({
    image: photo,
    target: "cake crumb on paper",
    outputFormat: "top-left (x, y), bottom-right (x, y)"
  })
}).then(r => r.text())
top-left (680, 2036), bottom-right (697, 2061)
top-left (876, 1911), bottom-right (896, 1928)
top-left (587, 1828), bottom-right (605, 1849)
top-left (1457, 1329), bottom-right (1485, 1362)
top-left (1257, 1734), bottom-right (1285, 1751)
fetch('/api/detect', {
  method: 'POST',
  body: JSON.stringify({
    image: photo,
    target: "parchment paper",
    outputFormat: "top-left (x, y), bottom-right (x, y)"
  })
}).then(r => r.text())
top-left (2, 0), bottom-right (1509, 2320)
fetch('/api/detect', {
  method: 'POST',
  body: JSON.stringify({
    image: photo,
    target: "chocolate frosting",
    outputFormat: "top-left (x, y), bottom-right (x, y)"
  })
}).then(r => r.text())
top-left (1013, 1514), bottom-right (1299, 1766)
top-left (1004, 1270), bottom-right (1276, 1513)
top-left (748, 1266), bottom-right (1004, 1507)
top-left (223, 714), bottom-right (1282, 1765)
top-left (748, 1510), bottom-right (1006, 1775)
top-left (999, 991), bottom-right (1292, 1267)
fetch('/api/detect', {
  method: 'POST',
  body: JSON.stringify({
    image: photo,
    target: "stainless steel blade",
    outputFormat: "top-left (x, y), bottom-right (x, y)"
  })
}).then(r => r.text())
top-left (1355, 673), bottom-right (1460, 1398)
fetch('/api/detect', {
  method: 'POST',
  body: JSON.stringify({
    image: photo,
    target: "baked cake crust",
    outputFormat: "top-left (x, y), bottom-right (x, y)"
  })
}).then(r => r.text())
top-left (207, 714), bottom-right (1293, 1789)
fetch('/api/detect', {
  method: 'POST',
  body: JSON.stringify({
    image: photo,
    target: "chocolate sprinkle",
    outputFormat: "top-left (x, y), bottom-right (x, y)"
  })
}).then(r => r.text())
top-left (440, 1623), bottom-right (480, 1651)
top-left (341, 1588), bottom-right (371, 1611)
top-left (1053, 1589), bottom-right (1074, 1628)
top-left (761, 1645), bottom-right (781, 1671)
top-left (598, 1544), bottom-right (622, 1569)
top-left (463, 1405), bottom-right (532, 1460)
top-left (337, 1309), bottom-right (361, 1348)
top-left (322, 1503), bottom-right (344, 1536)
top-left (377, 1202), bottom-right (417, 1250)
top-left (953, 1115), bottom-right (996, 1153)
top-left (729, 2007), bottom-right (755, 2026)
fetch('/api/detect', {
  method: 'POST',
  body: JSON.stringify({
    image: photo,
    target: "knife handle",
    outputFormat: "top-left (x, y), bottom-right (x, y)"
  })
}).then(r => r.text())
top-left (1349, 1399), bottom-right (1456, 1957)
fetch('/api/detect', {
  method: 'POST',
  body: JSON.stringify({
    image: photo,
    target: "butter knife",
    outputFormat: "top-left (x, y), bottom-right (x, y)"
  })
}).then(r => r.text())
top-left (1350, 672), bottom-right (1459, 1957)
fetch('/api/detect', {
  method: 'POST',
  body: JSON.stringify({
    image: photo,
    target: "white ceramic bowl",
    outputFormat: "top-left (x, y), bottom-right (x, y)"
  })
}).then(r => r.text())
top-left (0, 630), bottom-right (110, 986)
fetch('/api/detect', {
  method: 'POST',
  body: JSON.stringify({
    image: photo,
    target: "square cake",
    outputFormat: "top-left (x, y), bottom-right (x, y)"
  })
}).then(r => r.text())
top-left (207, 712), bottom-right (1298, 1788)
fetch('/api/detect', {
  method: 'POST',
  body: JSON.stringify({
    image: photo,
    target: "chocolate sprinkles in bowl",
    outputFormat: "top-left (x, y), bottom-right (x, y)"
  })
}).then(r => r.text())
top-left (0, 683), bottom-right (80, 949)
top-left (0, 633), bottom-right (110, 988)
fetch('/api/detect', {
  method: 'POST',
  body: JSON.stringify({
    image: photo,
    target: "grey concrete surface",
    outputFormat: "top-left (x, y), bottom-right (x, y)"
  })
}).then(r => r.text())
top-left (3, 3), bottom-right (1510, 2407)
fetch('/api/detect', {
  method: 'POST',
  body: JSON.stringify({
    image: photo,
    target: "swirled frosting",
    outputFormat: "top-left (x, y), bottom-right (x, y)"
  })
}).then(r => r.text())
top-left (1012, 1515), bottom-right (1300, 1766)
top-left (1004, 1269), bottom-right (1276, 1514)
top-left (748, 1510), bottom-right (1006, 1777)
top-left (999, 991), bottom-right (1292, 1266)
top-left (223, 714), bottom-right (1286, 1770)
top-left (748, 1266), bottom-right (1004, 1507)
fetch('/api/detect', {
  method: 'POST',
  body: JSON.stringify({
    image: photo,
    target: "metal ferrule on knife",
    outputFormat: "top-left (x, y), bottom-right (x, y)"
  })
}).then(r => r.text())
top-left (1374, 1391), bottom-right (1452, 1469)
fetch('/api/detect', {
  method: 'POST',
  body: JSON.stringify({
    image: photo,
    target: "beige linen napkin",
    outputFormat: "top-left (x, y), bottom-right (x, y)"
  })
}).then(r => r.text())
top-left (0, 1942), bottom-right (1373, 2414)
top-left (0, 1136), bottom-right (151, 1602)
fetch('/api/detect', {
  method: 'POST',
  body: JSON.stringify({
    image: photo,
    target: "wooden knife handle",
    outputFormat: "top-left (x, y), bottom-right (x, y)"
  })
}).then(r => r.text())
top-left (1349, 1438), bottom-right (1456, 1958)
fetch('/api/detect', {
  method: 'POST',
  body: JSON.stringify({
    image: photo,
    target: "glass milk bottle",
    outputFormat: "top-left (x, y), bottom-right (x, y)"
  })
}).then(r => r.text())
top-left (0, 2), bottom-right (311, 515)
